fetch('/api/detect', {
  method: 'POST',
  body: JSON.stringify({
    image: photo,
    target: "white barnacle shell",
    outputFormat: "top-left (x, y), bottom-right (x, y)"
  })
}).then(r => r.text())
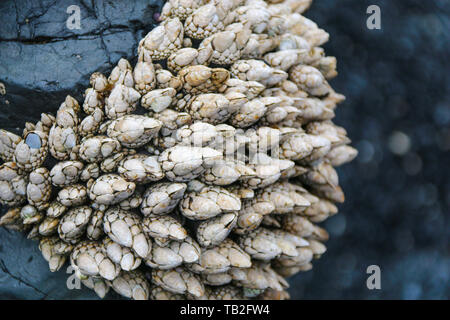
top-left (117, 154), bottom-right (164, 183)
top-left (140, 182), bottom-right (187, 216)
top-left (158, 146), bottom-right (222, 182)
top-left (14, 130), bottom-right (48, 171)
top-left (79, 135), bottom-right (122, 163)
top-left (139, 17), bottom-right (184, 61)
top-left (88, 174), bottom-right (136, 205)
top-left (141, 88), bottom-right (177, 113)
top-left (0, 129), bottom-right (22, 162)
top-left (106, 115), bottom-right (162, 148)
top-left (105, 84), bottom-right (141, 119)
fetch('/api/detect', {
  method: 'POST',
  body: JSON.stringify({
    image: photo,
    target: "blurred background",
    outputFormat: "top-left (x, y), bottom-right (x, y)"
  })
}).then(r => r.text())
top-left (0, 0), bottom-right (448, 299)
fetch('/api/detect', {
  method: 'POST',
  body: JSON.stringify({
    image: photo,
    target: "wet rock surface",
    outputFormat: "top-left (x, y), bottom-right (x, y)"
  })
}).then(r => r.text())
top-left (0, 0), bottom-right (163, 132)
top-left (0, 0), bottom-right (449, 299)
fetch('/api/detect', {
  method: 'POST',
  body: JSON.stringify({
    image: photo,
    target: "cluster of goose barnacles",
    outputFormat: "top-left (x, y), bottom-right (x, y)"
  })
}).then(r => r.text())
top-left (0, 0), bottom-right (357, 300)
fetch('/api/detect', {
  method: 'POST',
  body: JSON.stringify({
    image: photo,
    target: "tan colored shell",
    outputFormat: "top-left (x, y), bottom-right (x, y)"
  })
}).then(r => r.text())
top-left (139, 18), bottom-right (184, 61)
top-left (79, 135), bottom-right (122, 163)
top-left (80, 163), bottom-right (100, 182)
top-left (264, 48), bottom-right (322, 71)
top-left (0, 207), bottom-right (24, 231)
top-left (48, 125), bottom-right (78, 161)
top-left (90, 72), bottom-right (109, 93)
top-left (70, 240), bottom-right (120, 280)
top-left (0, 129), bottom-right (22, 162)
top-left (38, 216), bottom-right (60, 236)
top-left (289, 64), bottom-right (330, 96)
top-left (160, 0), bottom-right (204, 21)
top-left (238, 227), bottom-right (284, 261)
top-left (102, 236), bottom-right (142, 271)
top-left (326, 145), bottom-right (358, 167)
top-left (282, 213), bottom-right (329, 241)
top-left (155, 68), bottom-right (183, 91)
top-left (133, 59), bottom-right (156, 95)
top-left (305, 120), bottom-right (351, 147)
top-left (103, 207), bottom-right (151, 259)
top-left (25, 167), bottom-right (51, 211)
top-left (106, 115), bottom-right (162, 148)
top-left (104, 84), bottom-right (141, 119)
top-left (88, 174), bottom-right (136, 205)
top-left (86, 209), bottom-right (105, 240)
top-left (150, 286), bottom-right (186, 300)
top-left (79, 107), bottom-right (105, 137)
top-left (82, 88), bottom-right (104, 115)
top-left (286, 13), bottom-right (329, 47)
top-left (184, 4), bottom-right (226, 39)
top-left (151, 109), bottom-right (192, 142)
top-left (48, 96), bottom-right (80, 160)
top-left (57, 184), bottom-right (87, 207)
top-left (20, 204), bottom-right (44, 225)
top-left (58, 205), bottom-right (92, 244)
top-left (180, 185), bottom-right (241, 220)
top-left (198, 24), bottom-right (251, 65)
top-left (158, 145), bottom-right (222, 182)
top-left (167, 47), bottom-right (212, 73)
top-left (50, 161), bottom-right (84, 187)
top-left (145, 236), bottom-right (201, 269)
top-left (188, 239), bottom-right (251, 274)
top-left (196, 212), bottom-right (238, 247)
top-left (159, 122), bottom-right (218, 149)
top-left (39, 237), bottom-right (67, 272)
top-left (140, 182), bottom-right (187, 216)
top-left (229, 99), bottom-right (267, 128)
top-left (151, 267), bottom-right (205, 298)
top-left (14, 130), bottom-right (49, 171)
top-left (117, 154), bottom-right (164, 183)
top-left (141, 88), bottom-right (177, 113)
top-left (0, 162), bottom-right (28, 206)
top-left (185, 93), bottom-right (232, 124)
top-left (238, 154), bottom-right (284, 189)
top-left (235, 5), bottom-right (271, 34)
top-left (118, 188), bottom-right (143, 210)
top-left (201, 159), bottom-right (255, 186)
top-left (312, 55), bottom-right (338, 79)
top-left (199, 285), bottom-right (245, 300)
top-left (233, 263), bottom-right (288, 292)
top-left (233, 198), bottom-right (275, 234)
top-left (108, 270), bottom-right (150, 300)
top-left (46, 201), bottom-right (67, 218)
top-left (178, 65), bottom-right (229, 94)
top-left (100, 150), bottom-right (135, 173)
top-left (108, 58), bottom-right (134, 88)
top-left (81, 276), bottom-right (110, 299)
top-left (142, 214), bottom-right (187, 242)
top-left (231, 59), bottom-right (288, 87)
